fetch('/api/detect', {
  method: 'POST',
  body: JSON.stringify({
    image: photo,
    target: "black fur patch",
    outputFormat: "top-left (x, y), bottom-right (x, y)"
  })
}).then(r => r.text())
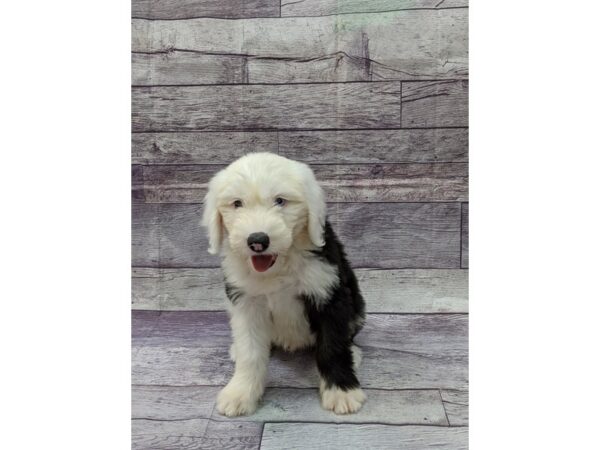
top-left (224, 281), bottom-right (244, 304)
top-left (303, 220), bottom-right (366, 391)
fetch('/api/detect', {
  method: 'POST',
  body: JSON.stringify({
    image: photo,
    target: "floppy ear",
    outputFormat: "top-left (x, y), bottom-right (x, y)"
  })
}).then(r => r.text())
top-left (301, 163), bottom-right (326, 247)
top-left (202, 173), bottom-right (224, 255)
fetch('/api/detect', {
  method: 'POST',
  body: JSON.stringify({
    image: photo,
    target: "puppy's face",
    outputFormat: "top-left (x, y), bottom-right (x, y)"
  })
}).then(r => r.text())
top-left (202, 153), bottom-right (326, 274)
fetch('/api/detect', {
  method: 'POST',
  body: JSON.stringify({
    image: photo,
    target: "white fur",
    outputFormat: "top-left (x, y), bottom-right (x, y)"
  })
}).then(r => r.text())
top-left (217, 296), bottom-right (271, 417)
top-left (319, 379), bottom-right (367, 414)
top-left (204, 153), bottom-right (346, 417)
top-left (268, 288), bottom-right (315, 351)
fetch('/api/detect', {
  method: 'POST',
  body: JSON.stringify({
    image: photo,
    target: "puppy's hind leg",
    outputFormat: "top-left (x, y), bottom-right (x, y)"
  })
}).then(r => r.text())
top-left (314, 320), bottom-right (366, 414)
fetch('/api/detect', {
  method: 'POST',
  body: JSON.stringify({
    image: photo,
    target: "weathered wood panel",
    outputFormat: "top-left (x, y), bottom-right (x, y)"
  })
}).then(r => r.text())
top-left (132, 418), bottom-right (262, 450)
top-left (281, 0), bottom-right (468, 17)
top-left (441, 389), bottom-right (468, 426)
top-left (132, 9), bottom-right (468, 83)
top-left (132, 83), bottom-right (401, 132)
top-left (261, 423), bottom-right (468, 450)
top-left (133, 385), bottom-right (219, 420)
top-left (132, 268), bottom-right (468, 313)
top-left (358, 268), bottom-right (467, 313)
top-left (132, 268), bottom-right (226, 310)
top-left (132, 129), bottom-right (468, 164)
top-left (132, 51), bottom-right (247, 85)
top-left (248, 53), bottom-right (370, 83)
top-left (133, 50), bottom-right (373, 85)
top-left (402, 80), bottom-right (468, 127)
top-left (132, 0), bottom-right (279, 19)
top-left (461, 202), bottom-right (469, 268)
top-left (132, 311), bottom-right (468, 389)
top-left (132, 132), bottom-right (278, 165)
top-left (133, 163), bottom-right (467, 203)
top-left (132, 203), bottom-right (461, 268)
top-left (133, 385), bottom-right (447, 425)
top-left (279, 128), bottom-right (468, 163)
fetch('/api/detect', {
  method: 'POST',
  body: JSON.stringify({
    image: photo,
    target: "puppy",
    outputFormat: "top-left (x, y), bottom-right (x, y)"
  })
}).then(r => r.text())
top-left (202, 152), bottom-right (366, 416)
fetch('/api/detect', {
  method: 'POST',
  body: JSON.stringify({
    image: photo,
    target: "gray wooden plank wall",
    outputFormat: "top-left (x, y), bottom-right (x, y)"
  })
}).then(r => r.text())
top-left (132, 1), bottom-right (468, 448)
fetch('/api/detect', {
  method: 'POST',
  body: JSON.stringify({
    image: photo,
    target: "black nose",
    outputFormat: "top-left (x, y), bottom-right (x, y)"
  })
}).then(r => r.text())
top-left (247, 232), bottom-right (270, 253)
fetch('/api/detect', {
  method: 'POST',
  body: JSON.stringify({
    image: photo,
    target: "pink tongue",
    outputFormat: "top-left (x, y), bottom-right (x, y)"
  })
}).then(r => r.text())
top-left (251, 255), bottom-right (275, 272)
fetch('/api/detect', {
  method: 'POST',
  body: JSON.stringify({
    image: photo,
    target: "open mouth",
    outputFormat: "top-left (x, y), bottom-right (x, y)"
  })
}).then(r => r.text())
top-left (251, 254), bottom-right (277, 272)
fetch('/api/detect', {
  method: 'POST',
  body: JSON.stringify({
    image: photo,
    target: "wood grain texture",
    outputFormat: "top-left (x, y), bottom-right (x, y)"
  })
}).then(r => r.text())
top-left (132, 132), bottom-right (278, 165)
top-left (132, 0), bottom-right (279, 19)
top-left (132, 268), bottom-right (468, 313)
top-left (133, 385), bottom-right (219, 420)
top-left (132, 418), bottom-right (262, 450)
top-left (461, 202), bottom-right (469, 268)
top-left (132, 51), bottom-right (247, 85)
top-left (441, 389), bottom-right (468, 426)
top-left (132, 163), bottom-right (467, 203)
top-left (281, 0), bottom-right (468, 17)
top-left (132, 9), bottom-right (468, 83)
top-left (132, 83), bottom-right (401, 132)
top-left (357, 268), bottom-right (467, 313)
top-left (279, 128), bottom-right (468, 163)
top-left (132, 129), bottom-right (468, 164)
top-left (132, 268), bottom-right (226, 310)
top-left (133, 385), bottom-right (447, 425)
top-left (261, 423), bottom-right (468, 450)
top-left (402, 80), bottom-right (468, 127)
top-left (132, 202), bottom-right (461, 268)
top-left (132, 311), bottom-right (468, 389)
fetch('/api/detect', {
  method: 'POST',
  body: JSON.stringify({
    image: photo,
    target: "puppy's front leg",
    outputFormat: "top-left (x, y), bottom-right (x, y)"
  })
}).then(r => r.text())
top-left (315, 320), bottom-right (366, 414)
top-left (217, 296), bottom-right (271, 417)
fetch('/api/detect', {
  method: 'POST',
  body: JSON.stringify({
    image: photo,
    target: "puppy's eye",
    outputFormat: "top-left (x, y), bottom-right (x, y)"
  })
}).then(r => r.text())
top-left (274, 197), bottom-right (287, 207)
top-left (233, 200), bottom-right (243, 208)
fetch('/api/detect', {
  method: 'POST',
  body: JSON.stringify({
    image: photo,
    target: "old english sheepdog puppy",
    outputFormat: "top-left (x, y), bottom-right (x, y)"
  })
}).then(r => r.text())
top-left (202, 152), bottom-right (366, 416)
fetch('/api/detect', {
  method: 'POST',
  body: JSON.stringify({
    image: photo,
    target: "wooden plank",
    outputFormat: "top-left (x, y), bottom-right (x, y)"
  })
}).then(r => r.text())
top-left (281, 0), bottom-right (468, 17)
top-left (132, 311), bottom-right (468, 389)
top-left (132, 418), bottom-right (262, 450)
top-left (132, 203), bottom-right (461, 268)
top-left (133, 51), bottom-right (372, 85)
top-left (401, 80), bottom-right (468, 127)
top-left (261, 423), bottom-right (468, 450)
top-left (243, 388), bottom-right (447, 424)
top-left (133, 385), bottom-right (448, 425)
top-left (357, 268), bottom-right (468, 313)
top-left (132, 268), bottom-right (226, 310)
top-left (132, 51), bottom-right (247, 85)
top-left (279, 129), bottom-right (468, 163)
top-left (461, 202), bottom-right (469, 268)
top-left (132, 132), bottom-right (278, 165)
top-left (132, 163), bottom-right (467, 203)
top-left (132, 385), bottom-right (219, 420)
top-left (248, 53), bottom-right (370, 83)
top-left (132, 268), bottom-right (469, 313)
top-left (132, 129), bottom-right (468, 165)
top-left (132, 9), bottom-right (468, 84)
top-left (132, 83), bottom-right (401, 132)
top-left (132, 0), bottom-right (279, 19)
top-left (441, 389), bottom-right (468, 426)
top-left (132, 165), bottom-right (144, 202)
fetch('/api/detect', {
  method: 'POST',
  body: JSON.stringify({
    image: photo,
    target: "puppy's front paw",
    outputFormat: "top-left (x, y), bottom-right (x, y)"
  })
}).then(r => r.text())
top-left (216, 382), bottom-right (259, 417)
top-left (321, 386), bottom-right (366, 415)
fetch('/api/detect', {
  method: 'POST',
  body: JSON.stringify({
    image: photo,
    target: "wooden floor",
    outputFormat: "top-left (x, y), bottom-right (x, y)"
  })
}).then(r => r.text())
top-left (132, 0), bottom-right (468, 448)
top-left (132, 269), bottom-right (468, 449)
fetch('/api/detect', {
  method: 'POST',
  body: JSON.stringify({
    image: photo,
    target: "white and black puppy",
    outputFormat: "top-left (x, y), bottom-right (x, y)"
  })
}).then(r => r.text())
top-left (202, 152), bottom-right (366, 416)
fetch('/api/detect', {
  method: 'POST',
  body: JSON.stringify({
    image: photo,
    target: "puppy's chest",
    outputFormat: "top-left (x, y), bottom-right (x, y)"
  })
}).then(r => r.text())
top-left (266, 290), bottom-right (313, 336)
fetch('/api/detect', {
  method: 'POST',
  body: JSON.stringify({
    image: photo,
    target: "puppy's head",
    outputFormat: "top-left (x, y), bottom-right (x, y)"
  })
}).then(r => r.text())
top-left (202, 152), bottom-right (326, 273)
